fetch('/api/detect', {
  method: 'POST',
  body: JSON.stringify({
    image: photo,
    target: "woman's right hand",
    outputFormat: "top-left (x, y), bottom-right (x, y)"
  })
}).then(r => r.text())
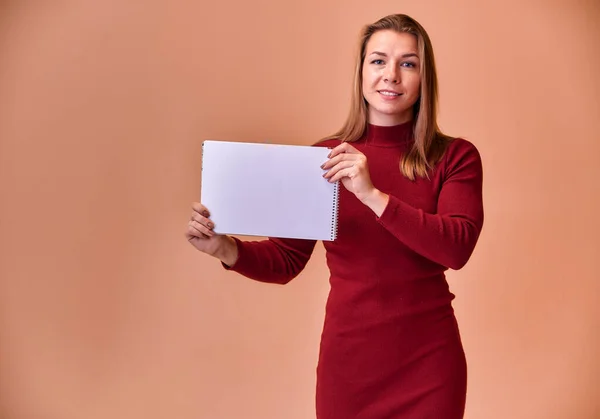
top-left (185, 202), bottom-right (239, 266)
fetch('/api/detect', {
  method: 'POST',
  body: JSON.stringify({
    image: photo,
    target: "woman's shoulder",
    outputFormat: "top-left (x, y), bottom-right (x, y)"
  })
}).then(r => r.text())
top-left (439, 135), bottom-right (483, 175)
top-left (443, 135), bottom-right (482, 161)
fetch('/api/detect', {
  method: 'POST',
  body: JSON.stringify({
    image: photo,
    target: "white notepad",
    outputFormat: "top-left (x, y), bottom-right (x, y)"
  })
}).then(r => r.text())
top-left (200, 140), bottom-right (340, 241)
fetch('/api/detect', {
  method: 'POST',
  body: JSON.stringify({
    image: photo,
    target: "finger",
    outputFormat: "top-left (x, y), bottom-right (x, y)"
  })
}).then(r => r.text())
top-left (328, 142), bottom-right (359, 158)
top-left (328, 167), bottom-right (357, 183)
top-left (321, 152), bottom-right (358, 170)
top-left (191, 202), bottom-right (210, 218)
top-left (323, 160), bottom-right (355, 179)
top-left (190, 212), bottom-right (214, 231)
top-left (186, 223), bottom-right (207, 240)
top-left (186, 228), bottom-right (208, 240)
top-left (186, 221), bottom-right (205, 238)
top-left (189, 221), bottom-right (215, 238)
top-left (327, 144), bottom-right (348, 158)
top-left (189, 220), bottom-right (215, 237)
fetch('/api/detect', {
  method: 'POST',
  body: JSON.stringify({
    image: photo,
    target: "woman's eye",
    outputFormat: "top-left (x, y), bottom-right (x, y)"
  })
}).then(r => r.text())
top-left (402, 61), bottom-right (416, 68)
top-left (371, 59), bottom-right (384, 65)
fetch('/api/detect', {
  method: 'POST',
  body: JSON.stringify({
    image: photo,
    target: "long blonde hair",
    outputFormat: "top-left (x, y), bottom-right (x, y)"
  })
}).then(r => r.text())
top-left (321, 14), bottom-right (451, 180)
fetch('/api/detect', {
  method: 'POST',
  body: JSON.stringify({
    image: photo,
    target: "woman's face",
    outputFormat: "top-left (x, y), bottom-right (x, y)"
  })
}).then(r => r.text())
top-left (361, 30), bottom-right (421, 126)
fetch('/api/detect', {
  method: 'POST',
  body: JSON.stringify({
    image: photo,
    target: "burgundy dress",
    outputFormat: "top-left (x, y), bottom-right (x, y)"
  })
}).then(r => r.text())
top-left (224, 121), bottom-right (484, 418)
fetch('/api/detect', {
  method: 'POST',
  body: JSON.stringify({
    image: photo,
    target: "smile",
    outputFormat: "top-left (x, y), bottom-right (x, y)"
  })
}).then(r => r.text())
top-left (378, 90), bottom-right (402, 97)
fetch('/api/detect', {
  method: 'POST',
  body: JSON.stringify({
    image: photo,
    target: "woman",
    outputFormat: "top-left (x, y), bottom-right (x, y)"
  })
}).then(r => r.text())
top-left (186, 13), bottom-right (484, 419)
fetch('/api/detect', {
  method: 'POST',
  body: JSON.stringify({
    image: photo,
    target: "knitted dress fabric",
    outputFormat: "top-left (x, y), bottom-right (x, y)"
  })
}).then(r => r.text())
top-left (225, 121), bottom-right (484, 418)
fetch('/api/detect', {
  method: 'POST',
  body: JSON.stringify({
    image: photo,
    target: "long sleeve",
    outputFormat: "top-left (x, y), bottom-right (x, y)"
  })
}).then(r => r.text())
top-left (376, 139), bottom-right (484, 270)
top-left (223, 236), bottom-right (317, 284)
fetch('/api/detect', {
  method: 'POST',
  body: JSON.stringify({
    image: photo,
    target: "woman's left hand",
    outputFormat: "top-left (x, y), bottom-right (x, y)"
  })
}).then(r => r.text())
top-left (322, 142), bottom-right (374, 200)
top-left (322, 142), bottom-right (390, 216)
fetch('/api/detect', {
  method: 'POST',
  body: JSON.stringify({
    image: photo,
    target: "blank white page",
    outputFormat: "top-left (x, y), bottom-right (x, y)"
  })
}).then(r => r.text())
top-left (200, 140), bottom-right (339, 241)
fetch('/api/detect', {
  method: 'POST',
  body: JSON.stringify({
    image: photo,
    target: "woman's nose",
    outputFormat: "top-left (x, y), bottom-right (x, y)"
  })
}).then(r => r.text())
top-left (383, 65), bottom-right (400, 83)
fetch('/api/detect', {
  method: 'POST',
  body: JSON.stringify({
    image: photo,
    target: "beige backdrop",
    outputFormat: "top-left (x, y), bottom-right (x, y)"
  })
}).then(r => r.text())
top-left (1, 0), bottom-right (599, 418)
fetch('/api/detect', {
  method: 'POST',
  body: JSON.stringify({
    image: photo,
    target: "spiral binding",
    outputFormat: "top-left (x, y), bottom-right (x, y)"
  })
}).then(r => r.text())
top-left (331, 181), bottom-right (340, 240)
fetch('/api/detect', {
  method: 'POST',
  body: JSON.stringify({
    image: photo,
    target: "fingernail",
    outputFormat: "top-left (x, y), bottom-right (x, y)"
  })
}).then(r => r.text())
top-left (207, 222), bottom-right (213, 229)
top-left (203, 210), bottom-right (209, 216)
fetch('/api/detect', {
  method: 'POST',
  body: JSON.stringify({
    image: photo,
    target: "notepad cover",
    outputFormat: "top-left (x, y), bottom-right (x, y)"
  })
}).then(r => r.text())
top-left (200, 140), bottom-right (339, 241)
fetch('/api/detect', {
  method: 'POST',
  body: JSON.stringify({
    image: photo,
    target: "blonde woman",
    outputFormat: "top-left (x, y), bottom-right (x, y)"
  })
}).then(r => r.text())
top-left (187, 13), bottom-right (484, 419)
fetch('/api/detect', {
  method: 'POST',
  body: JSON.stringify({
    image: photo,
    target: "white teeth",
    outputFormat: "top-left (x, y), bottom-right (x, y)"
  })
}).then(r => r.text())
top-left (379, 91), bottom-right (400, 96)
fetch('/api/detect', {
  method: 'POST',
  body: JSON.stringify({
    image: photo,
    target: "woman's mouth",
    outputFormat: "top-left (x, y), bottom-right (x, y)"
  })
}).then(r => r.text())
top-left (378, 90), bottom-right (402, 98)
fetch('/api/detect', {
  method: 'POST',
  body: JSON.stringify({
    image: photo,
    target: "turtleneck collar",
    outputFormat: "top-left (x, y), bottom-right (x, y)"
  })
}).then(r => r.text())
top-left (363, 120), bottom-right (414, 148)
